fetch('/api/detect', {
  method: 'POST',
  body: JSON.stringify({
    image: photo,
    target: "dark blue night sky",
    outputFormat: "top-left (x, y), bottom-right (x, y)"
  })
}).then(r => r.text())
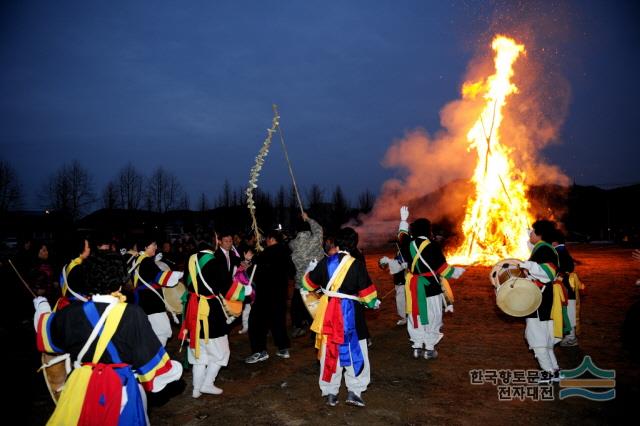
top-left (1, 0), bottom-right (638, 209)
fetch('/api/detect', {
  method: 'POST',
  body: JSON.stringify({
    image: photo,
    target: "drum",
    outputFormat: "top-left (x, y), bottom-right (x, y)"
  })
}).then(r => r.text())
top-left (163, 282), bottom-right (187, 315)
top-left (300, 288), bottom-right (321, 319)
top-left (440, 277), bottom-right (454, 304)
top-left (489, 258), bottom-right (527, 289)
top-left (218, 297), bottom-right (243, 324)
top-left (490, 258), bottom-right (541, 317)
top-left (40, 353), bottom-right (69, 403)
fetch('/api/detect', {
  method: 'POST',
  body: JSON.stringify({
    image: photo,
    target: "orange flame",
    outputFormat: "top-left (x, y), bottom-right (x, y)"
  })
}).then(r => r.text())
top-left (448, 35), bottom-right (533, 265)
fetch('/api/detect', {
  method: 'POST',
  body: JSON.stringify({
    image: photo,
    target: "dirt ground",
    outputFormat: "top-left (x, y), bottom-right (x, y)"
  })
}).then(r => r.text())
top-left (10, 244), bottom-right (640, 425)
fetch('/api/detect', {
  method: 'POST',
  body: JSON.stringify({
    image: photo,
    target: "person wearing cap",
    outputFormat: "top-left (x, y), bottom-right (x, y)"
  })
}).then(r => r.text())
top-left (129, 236), bottom-right (184, 346)
top-left (378, 249), bottom-right (408, 326)
top-left (33, 251), bottom-right (183, 425)
top-left (54, 235), bottom-right (91, 311)
top-left (302, 227), bottom-right (380, 408)
top-left (245, 229), bottom-right (294, 363)
top-left (180, 233), bottom-right (253, 398)
top-left (552, 229), bottom-right (581, 347)
top-left (519, 220), bottom-right (561, 383)
top-left (397, 206), bottom-right (465, 361)
top-left (289, 211), bottom-right (325, 337)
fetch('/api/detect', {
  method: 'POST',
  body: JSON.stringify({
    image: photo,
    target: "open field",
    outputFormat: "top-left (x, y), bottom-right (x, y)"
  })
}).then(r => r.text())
top-left (10, 244), bottom-right (639, 425)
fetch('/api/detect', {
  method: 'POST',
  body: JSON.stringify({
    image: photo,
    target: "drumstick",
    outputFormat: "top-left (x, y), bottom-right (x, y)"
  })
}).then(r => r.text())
top-left (248, 264), bottom-right (257, 286)
top-left (380, 286), bottom-right (396, 301)
top-left (8, 259), bottom-right (37, 298)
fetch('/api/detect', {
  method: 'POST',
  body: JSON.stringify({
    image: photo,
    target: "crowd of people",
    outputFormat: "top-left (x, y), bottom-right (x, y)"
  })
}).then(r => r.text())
top-left (4, 205), bottom-right (598, 424)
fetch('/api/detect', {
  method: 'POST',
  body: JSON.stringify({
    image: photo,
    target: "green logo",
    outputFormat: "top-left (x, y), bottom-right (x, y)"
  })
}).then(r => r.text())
top-left (559, 356), bottom-right (615, 401)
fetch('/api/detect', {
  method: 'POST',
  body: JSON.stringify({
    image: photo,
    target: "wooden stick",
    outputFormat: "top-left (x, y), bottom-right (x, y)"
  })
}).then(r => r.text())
top-left (8, 259), bottom-right (37, 298)
top-left (275, 105), bottom-right (305, 215)
top-left (379, 283), bottom-right (400, 301)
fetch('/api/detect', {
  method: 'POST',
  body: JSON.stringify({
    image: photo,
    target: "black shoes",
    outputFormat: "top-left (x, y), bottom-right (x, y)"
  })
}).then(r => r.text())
top-left (345, 391), bottom-right (365, 407)
top-left (325, 394), bottom-right (338, 407)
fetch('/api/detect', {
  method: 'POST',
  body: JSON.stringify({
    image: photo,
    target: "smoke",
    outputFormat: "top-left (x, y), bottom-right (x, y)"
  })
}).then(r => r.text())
top-left (356, 19), bottom-right (572, 248)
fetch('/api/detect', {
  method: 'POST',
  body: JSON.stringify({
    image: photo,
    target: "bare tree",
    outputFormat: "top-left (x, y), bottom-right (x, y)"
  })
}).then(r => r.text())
top-left (358, 189), bottom-right (375, 213)
top-left (199, 193), bottom-right (209, 212)
top-left (41, 160), bottom-right (95, 219)
top-left (307, 184), bottom-right (324, 207)
top-left (0, 160), bottom-right (22, 211)
top-left (275, 185), bottom-right (287, 226)
top-left (146, 167), bottom-right (186, 212)
top-left (216, 179), bottom-right (232, 208)
top-left (179, 193), bottom-right (190, 210)
top-left (116, 163), bottom-right (144, 210)
top-left (234, 186), bottom-right (246, 207)
top-left (102, 181), bottom-right (119, 209)
top-left (331, 185), bottom-right (349, 229)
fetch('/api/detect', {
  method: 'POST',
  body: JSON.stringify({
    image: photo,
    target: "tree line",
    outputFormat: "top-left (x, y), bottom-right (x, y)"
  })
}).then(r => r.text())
top-left (0, 159), bottom-right (375, 221)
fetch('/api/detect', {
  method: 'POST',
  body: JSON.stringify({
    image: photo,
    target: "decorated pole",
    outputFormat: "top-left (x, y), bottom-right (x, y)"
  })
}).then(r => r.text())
top-left (246, 105), bottom-right (280, 252)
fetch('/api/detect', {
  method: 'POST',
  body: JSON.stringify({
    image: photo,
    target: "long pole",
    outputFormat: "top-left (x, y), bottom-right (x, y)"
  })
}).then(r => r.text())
top-left (275, 105), bottom-right (305, 215)
top-left (8, 259), bottom-right (37, 298)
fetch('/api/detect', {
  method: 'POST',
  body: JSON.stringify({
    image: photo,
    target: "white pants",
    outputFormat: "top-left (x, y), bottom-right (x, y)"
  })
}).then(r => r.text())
top-left (395, 285), bottom-right (406, 320)
top-left (407, 295), bottom-right (443, 350)
top-left (566, 299), bottom-right (576, 338)
top-left (319, 339), bottom-right (370, 397)
top-left (189, 336), bottom-right (230, 392)
top-left (241, 303), bottom-right (251, 331)
top-left (187, 335), bottom-right (230, 366)
top-left (525, 318), bottom-right (558, 372)
top-left (148, 312), bottom-right (172, 347)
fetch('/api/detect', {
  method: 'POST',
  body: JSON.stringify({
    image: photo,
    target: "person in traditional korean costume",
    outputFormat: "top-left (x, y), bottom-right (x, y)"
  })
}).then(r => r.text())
top-left (397, 206), bottom-right (464, 360)
top-left (34, 251), bottom-right (183, 425)
top-left (179, 242), bottom-right (252, 398)
top-left (302, 227), bottom-right (379, 407)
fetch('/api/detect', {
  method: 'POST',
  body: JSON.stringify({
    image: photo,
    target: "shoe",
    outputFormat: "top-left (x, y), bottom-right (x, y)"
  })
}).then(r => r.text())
top-left (396, 318), bottom-right (407, 326)
top-left (325, 394), bottom-right (338, 407)
top-left (412, 348), bottom-right (422, 359)
top-left (192, 389), bottom-right (202, 398)
top-left (238, 327), bottom-right (248, 335)
top-left (200, 383), bottom-right (223, 395)
top-left (292, 327), bottom-right (306, 338)
top-left (345, 391), bottom-right (365, 407)
top-left (424, 349), bottom-right (438, 360)
top-left (560, 337), bottom-right (578, 347)
top-left (245, 351), bottom-right (269, 364)
top-left (276, 349), bottom-right (290, 359)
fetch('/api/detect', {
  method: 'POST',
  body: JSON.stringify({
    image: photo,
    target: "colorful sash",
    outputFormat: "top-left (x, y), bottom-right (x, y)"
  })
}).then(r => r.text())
top-left (47, 303), bottom-right (145, 426)
top-left (310, 254), bottom-right (361, 382)
top-left (552, 282), bottom-right (572, 339)
top-left (405, 238), bottom-right (432, 327)
top-left (54, 257), bottom-right (87, 311)
top-left (179, 251), bottom-right (215, 359)
top-left (569, 272), bottom-right (585, 335)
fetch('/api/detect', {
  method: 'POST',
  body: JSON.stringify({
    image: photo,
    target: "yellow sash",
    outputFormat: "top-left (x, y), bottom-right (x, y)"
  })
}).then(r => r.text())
top-left (404, 239), bottom-right (431, 316)
top-left (188, 254), bottom-right (211, 359)
top-left (569, 272), bottom-right (584, 335)
top-left (47, 303), bottom-right (126, 425)
top-left (310, 256), bottom-right (355, 352)
top-left (132, 253), bottom-right (149, 288)
top-left (551, 283), bottom-right (566, 339)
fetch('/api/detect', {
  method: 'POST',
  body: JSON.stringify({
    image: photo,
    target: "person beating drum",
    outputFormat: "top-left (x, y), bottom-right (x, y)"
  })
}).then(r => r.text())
top-left (518, 220), bottom-right (562, 384)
